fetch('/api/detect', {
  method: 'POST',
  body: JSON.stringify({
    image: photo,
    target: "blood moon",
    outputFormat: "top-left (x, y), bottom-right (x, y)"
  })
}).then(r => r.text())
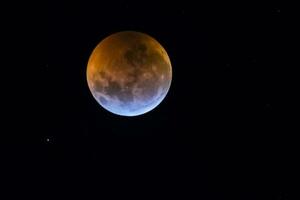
top-left (86, 31), bottom-right (172, 116)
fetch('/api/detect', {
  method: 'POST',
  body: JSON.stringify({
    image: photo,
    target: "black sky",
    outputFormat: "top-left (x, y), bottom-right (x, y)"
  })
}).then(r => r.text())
top-left (29, 0), bottom-right (293, 199)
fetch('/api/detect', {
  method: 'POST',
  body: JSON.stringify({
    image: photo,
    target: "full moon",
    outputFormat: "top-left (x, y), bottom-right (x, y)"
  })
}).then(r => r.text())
top-left (86, 31), bottom-right (172, 116)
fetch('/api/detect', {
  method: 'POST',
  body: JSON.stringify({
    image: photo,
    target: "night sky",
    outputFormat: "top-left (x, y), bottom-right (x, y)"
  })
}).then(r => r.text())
top-left (15, 0), bottom-right (292, 199)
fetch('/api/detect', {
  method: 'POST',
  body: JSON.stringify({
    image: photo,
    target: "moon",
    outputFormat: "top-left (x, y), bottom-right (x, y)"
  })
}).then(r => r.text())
top-left (86, 31), bottom-right (172, 116)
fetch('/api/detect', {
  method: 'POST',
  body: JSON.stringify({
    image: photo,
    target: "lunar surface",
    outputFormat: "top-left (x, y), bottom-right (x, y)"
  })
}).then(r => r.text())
top-left (86, 31), bottom-right (172, 116)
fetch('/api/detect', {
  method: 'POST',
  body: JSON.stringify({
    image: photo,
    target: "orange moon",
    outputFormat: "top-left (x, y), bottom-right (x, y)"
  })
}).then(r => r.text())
top-left (86, 31), bottom-right (172, 116)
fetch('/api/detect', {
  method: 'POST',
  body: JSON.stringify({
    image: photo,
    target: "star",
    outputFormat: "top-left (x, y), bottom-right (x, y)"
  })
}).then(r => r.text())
top-left (45, 137), bottom-right (52, 143)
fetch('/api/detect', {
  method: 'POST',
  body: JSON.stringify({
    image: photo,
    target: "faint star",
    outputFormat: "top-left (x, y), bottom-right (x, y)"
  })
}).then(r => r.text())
top-left (264, 103), bottom-right (272, 110)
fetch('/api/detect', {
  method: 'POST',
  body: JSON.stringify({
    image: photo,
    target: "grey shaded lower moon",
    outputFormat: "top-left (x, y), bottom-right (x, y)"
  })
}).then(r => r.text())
top-left (86, 31), bottom-right (172, 116)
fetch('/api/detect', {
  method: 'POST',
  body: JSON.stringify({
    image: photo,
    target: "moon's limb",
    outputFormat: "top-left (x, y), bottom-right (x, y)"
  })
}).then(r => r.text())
top-left (87, 31), bottom-right (172, 116)
top-left (92, 85), bottom-right (167, 116)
